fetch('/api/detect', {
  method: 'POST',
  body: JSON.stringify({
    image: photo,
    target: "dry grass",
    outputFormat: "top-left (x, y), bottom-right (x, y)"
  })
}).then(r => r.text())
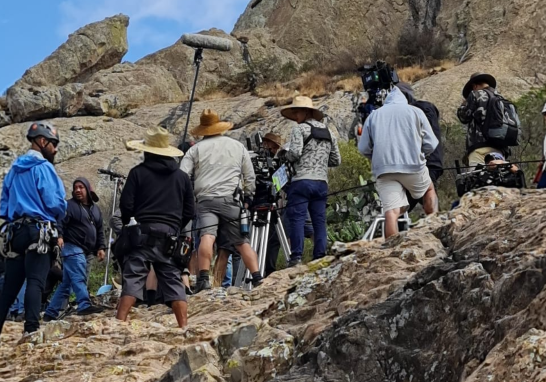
top-left (398, 60), bottom-right (458, 83)
top-left (295, 72), bottom-right (334, 98)
top-left (195, 90), bottom-right (230, 101)
top-left (334, 75), bottom-right (363, 92)
top-left (397, 65), bottom-right (429, 84)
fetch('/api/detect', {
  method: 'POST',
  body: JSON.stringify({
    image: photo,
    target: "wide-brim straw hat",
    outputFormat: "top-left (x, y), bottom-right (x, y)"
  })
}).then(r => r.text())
top-left (281, 96), bottom-right (324, 121)
top-left (462, 73), bottom-right (497, 98)
top-left (126, 126), bottom-right (183, 157)
top-left (192, 109), bottom-right (234, 136)
top-left (263, 133), bottom-right (282, 147)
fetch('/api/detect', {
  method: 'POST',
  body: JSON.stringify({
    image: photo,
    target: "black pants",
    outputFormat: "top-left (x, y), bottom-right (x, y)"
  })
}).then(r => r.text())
top-left (0, 224), bottom-right (52, 333)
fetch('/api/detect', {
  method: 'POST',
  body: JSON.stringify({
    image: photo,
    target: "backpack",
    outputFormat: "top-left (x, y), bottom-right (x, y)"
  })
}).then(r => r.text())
top-left (483, 88), bottom-right (521, 147)
top-left (303, 122), bottom-right (332, 147)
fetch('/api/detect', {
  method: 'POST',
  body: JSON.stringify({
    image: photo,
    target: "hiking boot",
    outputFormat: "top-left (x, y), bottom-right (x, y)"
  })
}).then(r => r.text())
top-left (288, 258), bottom-right (302, 268)
top-left (252, 277), bottom-right (264, 288)
top-left (42, 314), bottom-right (56, 323)
top-left (194, 279), bottom-right (211, 294)
top-left (185, 286), bottom-right (194, 296)
top-left (77, 305), bottom-right (104, 316)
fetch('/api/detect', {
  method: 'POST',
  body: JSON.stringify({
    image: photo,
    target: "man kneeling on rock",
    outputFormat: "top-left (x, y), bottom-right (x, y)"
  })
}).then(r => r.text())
top-left (358, 86), bottom-right (439, 238)
top-left (116, 126), bottom-right (195, 328)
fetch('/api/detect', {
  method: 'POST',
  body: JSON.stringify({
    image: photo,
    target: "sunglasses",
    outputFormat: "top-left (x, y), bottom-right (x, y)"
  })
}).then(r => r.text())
top-left (47, 140), bottom-right (59, 148)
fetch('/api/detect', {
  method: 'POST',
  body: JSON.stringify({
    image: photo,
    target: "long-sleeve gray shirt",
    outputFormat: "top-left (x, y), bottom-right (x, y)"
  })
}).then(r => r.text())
top-left (180, 135), bottom-right (256, 200)
top-left (358, 87), bottom-right (438, 177)
top-left (285, 119), bottom-right (341, 183)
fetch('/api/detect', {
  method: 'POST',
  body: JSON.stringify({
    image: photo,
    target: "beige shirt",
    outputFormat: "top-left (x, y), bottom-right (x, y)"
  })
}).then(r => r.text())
top-left (180, 135), bottom-right (256, 200)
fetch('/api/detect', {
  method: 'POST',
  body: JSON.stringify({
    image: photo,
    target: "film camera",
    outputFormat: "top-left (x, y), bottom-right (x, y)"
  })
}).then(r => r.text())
top-left (454, 160), bottom-right (526, 197)
top-left (358, 60), bottom-right (399, 108)
top-left (246, 133), bottom-right (294, 205)
top-left (354, 61), bottom-right (400, 141)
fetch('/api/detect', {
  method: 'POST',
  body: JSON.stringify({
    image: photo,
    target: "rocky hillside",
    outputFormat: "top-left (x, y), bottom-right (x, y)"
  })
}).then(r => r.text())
top-left (3, 187), bottom-right (546, 382)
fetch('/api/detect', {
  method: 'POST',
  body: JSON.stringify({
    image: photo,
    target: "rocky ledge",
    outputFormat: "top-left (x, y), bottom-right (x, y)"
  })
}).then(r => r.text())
top-left (2, 187), bottom-right (546, 382)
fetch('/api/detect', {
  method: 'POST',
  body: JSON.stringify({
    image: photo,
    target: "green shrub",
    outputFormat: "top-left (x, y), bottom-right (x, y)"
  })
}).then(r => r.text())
top-left (328, 140), bottom-right (372, 193)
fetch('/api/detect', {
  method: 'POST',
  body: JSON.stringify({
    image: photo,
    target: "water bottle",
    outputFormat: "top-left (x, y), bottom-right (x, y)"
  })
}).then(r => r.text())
top-left (128, 217), bottom-right (138, 226)
top-left (240, 208), bottom-right (250, 235)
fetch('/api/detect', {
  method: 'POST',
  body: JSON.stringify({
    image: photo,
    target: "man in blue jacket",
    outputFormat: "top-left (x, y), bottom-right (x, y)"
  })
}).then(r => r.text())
top-left (358, 87), bottom-right (439, 238)
top-left (43, 177), bottom-right (105, 320)
top-left (0, 122), bottom-right (67, 335)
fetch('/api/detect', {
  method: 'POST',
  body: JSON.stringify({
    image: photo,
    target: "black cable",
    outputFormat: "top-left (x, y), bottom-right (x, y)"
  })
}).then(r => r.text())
top-left (179, 182), bottom-right (377, 236)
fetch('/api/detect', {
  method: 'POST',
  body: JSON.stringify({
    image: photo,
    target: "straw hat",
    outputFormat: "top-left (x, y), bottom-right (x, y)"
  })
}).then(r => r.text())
top-left (191, 109), bottom-right (233, 136)
top-left (462, 73), bottom-right (497, 98)
top-left (126, 126), bottom-right (183, 157)
top-left (281, 96), bottom-right (324, 121)
top-left (263, 133), bottom-right (282, 148)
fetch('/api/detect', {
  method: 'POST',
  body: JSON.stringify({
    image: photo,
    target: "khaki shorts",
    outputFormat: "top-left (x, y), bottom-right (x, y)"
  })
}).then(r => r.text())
top-left (468, 147), bottom-right (503, 167)
top-left (376, 168), bottom-right (432, 212)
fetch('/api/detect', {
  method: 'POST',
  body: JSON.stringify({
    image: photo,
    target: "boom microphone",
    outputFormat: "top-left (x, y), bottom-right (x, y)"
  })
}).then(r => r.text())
top-left (98, 169), bottom-right (126, 179)
top-left (181, 33), bottom-right (233, 52)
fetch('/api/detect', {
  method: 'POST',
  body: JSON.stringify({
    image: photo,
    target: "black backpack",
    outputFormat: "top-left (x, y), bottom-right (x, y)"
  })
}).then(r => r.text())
top-left (303, 122), bottom-right (332, 147)
top-left (483, 88), bottom-right (521, 147)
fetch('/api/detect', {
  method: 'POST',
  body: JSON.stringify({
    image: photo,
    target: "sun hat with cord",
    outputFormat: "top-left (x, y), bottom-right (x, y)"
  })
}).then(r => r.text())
top-left (281, 96), bottom-right (324, 122)
top-left (462, 72), bottom-right (497, 99)
top-left (262, 132), bottom-right (282, 148)
top-left (126, 126), bottom-right (183, 157)
top-left (191, 109), bottom-right (233, 137)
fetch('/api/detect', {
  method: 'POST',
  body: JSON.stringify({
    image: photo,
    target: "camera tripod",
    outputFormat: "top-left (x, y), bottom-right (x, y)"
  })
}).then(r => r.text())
top-left (234, 203), bottom-right (291, 290)
top-left (362, 206), bottom-right (412, 241)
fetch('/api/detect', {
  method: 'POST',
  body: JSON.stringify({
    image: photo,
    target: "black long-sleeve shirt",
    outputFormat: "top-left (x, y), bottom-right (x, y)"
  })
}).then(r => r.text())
top-left (120, 154), bottom-right (195, 232)
top-left (57, 198), bottom-right (106, 254)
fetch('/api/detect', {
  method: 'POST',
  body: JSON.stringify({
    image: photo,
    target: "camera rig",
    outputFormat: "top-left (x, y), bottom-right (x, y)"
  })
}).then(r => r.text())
top-left (246, 133), bottom-right (295, 205)
top-left (454, 160), bottom-right (526, 197)
top-left (353, 61), bottom-right (399, 141)
top-left (358, 60), bottom-right (399, 109)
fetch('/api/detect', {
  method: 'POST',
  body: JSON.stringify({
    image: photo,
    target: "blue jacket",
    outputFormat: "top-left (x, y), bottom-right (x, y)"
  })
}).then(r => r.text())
top-left (0, 150), bottom-right (67, 223)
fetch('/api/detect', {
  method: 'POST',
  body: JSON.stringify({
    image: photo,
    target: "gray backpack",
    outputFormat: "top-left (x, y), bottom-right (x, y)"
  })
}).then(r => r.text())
top-left (483, 88), bottom-right (521, 147)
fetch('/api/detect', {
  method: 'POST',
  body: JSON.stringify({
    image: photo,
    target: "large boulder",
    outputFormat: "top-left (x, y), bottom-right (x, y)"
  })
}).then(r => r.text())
top-left (83, 63), bottom-right (184, 117)
top-left (6, 84), bottom-right (85, 123)
top-left (13, 14), bottom-right (129, 88)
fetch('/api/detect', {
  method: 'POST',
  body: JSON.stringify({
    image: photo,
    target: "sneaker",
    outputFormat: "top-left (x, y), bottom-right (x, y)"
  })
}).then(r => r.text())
top-left (288, 258), bottom-right (302, 268)
top-left (194, 279), bottom-right (211, 294)
top-left (77, 305), bottom-right (104, 316)
top-left (42, 314), bottom-right (56, 323)
top-left (185, 286), bottom-right (194, 296)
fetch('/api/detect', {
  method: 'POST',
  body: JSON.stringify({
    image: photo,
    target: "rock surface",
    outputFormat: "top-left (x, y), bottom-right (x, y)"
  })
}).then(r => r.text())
top-left (83, 63), bottom-right (184, 117)
top-left (3, 188), bottom-right (546, 382)
top-left (6, 83), bottom-right (85, 123)
top-left (0, 117), bottom-right (145, 217)
top-left (14, 14), bottom-right (129, 88)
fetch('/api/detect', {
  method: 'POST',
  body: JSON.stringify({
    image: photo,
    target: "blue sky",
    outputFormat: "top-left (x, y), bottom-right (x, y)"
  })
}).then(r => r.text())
top-left (0, 0), bottom-right (249, 93)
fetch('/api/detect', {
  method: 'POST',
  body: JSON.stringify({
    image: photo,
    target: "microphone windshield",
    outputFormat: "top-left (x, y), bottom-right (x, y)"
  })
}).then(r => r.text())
top-left (182, 33), bottom-right (233, 52)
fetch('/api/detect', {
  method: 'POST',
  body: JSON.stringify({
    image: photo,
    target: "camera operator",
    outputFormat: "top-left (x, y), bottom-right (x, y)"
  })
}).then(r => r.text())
top-left (181, 109), bottom-right (262, 293)
top-left (359, 87), bottom-right (439, 239)
top-left (279, 97), bottom-right (341, 267)
top-left (397, 82), bottom-right (443, 212)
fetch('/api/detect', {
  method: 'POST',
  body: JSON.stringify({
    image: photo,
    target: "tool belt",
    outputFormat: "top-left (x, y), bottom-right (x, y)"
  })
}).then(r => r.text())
top-left (117, 222), bottom-right (191, 270)
top-left (0, 218), bottom-right (59, 259)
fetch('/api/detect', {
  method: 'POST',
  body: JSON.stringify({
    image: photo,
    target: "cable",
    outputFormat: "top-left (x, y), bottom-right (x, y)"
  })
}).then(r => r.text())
top-left (179, 182), bottom-right (378, 236)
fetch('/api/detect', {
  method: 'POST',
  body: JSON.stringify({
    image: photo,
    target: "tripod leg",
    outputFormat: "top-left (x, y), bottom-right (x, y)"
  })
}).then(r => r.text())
top-left (235, 223), bottom-right (255, 288)
top-left (259, 211), bottom-right (271, 277)
top-left (276, 217), bottom-right (291, 262)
